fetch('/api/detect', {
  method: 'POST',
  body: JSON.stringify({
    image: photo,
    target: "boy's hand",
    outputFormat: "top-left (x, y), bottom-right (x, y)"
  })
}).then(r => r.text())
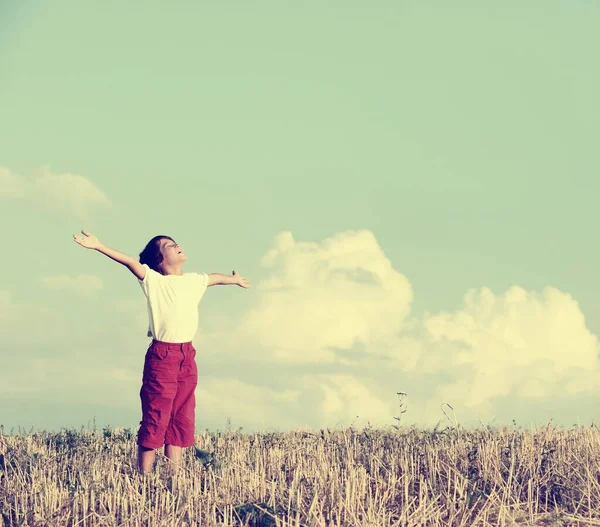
top-left (73, 229), bottom-right (102, 250)
top-left (232, 270), bottom-right (251, 288)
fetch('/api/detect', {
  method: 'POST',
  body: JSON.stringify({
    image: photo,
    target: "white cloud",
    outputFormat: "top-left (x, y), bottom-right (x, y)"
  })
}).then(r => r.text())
top-left (41, 273), bottom-right (104, 295)
top-left (237, 230), bottom-right (413, 363)
top-left (203, 230), bottom-right (600, 429)
top-left (0, 166), bottom-right (110, 221)
top-left (0, 167), bottom-right (26, 197)
top-left (421, 285), bottom-right (600, 410)
top-left (318, 374), bottom-right (391, 425)
top-left (2, 230), bottom-right (600, 433)
top-left (0, 290), bottom-right (11, 313)
top-left (0, 290), bottom-right (20, 332)
top-left (195, 374), bottom-right (391, 431)
top-left (112, 297), bottom-right (150, 330)
top-left (197, 378), bottom-right (302, 430)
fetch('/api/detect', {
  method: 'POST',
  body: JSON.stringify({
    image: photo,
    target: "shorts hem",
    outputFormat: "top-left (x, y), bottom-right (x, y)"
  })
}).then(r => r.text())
top-left (137, 440), bottom-right (195, 449)
top-left (137, 439), bottom-right (164, 450)
top-left (164, 441), bottom-right (196, 448)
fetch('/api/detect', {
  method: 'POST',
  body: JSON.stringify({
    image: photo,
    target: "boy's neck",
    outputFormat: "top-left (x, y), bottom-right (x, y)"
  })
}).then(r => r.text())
top-left (161, 264), bottom-right (184, 276)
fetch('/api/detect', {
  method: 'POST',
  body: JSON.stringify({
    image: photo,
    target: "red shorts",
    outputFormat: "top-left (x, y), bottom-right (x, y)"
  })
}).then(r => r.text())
top-left (137, 340), bottom-right (198, 449)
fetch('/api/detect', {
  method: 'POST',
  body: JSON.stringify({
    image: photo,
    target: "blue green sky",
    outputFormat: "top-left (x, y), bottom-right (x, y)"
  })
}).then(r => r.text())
top-left (1, 1), bottom-right (599, 434)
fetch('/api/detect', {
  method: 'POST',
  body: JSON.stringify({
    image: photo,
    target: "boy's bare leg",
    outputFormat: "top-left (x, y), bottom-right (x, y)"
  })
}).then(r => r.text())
top-left (138, 445), bottom-right (156, 474)
top-left (164, 444), bottom-right (183, 474)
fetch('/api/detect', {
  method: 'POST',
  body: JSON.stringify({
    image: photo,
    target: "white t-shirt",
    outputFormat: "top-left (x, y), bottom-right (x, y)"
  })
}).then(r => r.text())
top-left (138, 264), bottom-right (210, 343)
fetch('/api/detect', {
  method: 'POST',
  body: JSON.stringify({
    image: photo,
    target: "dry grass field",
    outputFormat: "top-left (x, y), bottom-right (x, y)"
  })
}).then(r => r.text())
top-left (1, 421), bottom-right (600, 526)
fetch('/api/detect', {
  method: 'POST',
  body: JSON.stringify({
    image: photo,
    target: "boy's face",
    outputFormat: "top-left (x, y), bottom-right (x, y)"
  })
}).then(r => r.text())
top-left (159, 238), bottom-right (187, 266)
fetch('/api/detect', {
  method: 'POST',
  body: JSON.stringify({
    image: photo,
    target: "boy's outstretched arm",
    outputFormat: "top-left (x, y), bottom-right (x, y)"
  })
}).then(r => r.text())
top-left (73, 229), bottom-right (146, 280)
top-left (208, 270), bottom-right (250, 288)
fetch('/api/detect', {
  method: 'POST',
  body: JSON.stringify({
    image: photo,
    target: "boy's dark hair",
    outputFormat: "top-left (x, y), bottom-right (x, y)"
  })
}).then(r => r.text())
top-left (139, 235), bottom-right (174, 275)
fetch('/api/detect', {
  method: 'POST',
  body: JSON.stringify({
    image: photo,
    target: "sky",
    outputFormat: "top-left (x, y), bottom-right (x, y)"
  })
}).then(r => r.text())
top-left (1, 0), bottom-right (599, 435)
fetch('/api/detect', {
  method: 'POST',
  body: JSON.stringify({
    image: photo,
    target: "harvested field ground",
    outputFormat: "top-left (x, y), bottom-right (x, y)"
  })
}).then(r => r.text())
top-left (1, 423), bottom-right (599, 526)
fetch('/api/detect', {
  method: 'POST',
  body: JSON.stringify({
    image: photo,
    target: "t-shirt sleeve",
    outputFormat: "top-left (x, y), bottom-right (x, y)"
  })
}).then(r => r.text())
top-left (138, 264), bottom-right (153, 296)
top-left (198, 272), bottom-right (209, 300)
